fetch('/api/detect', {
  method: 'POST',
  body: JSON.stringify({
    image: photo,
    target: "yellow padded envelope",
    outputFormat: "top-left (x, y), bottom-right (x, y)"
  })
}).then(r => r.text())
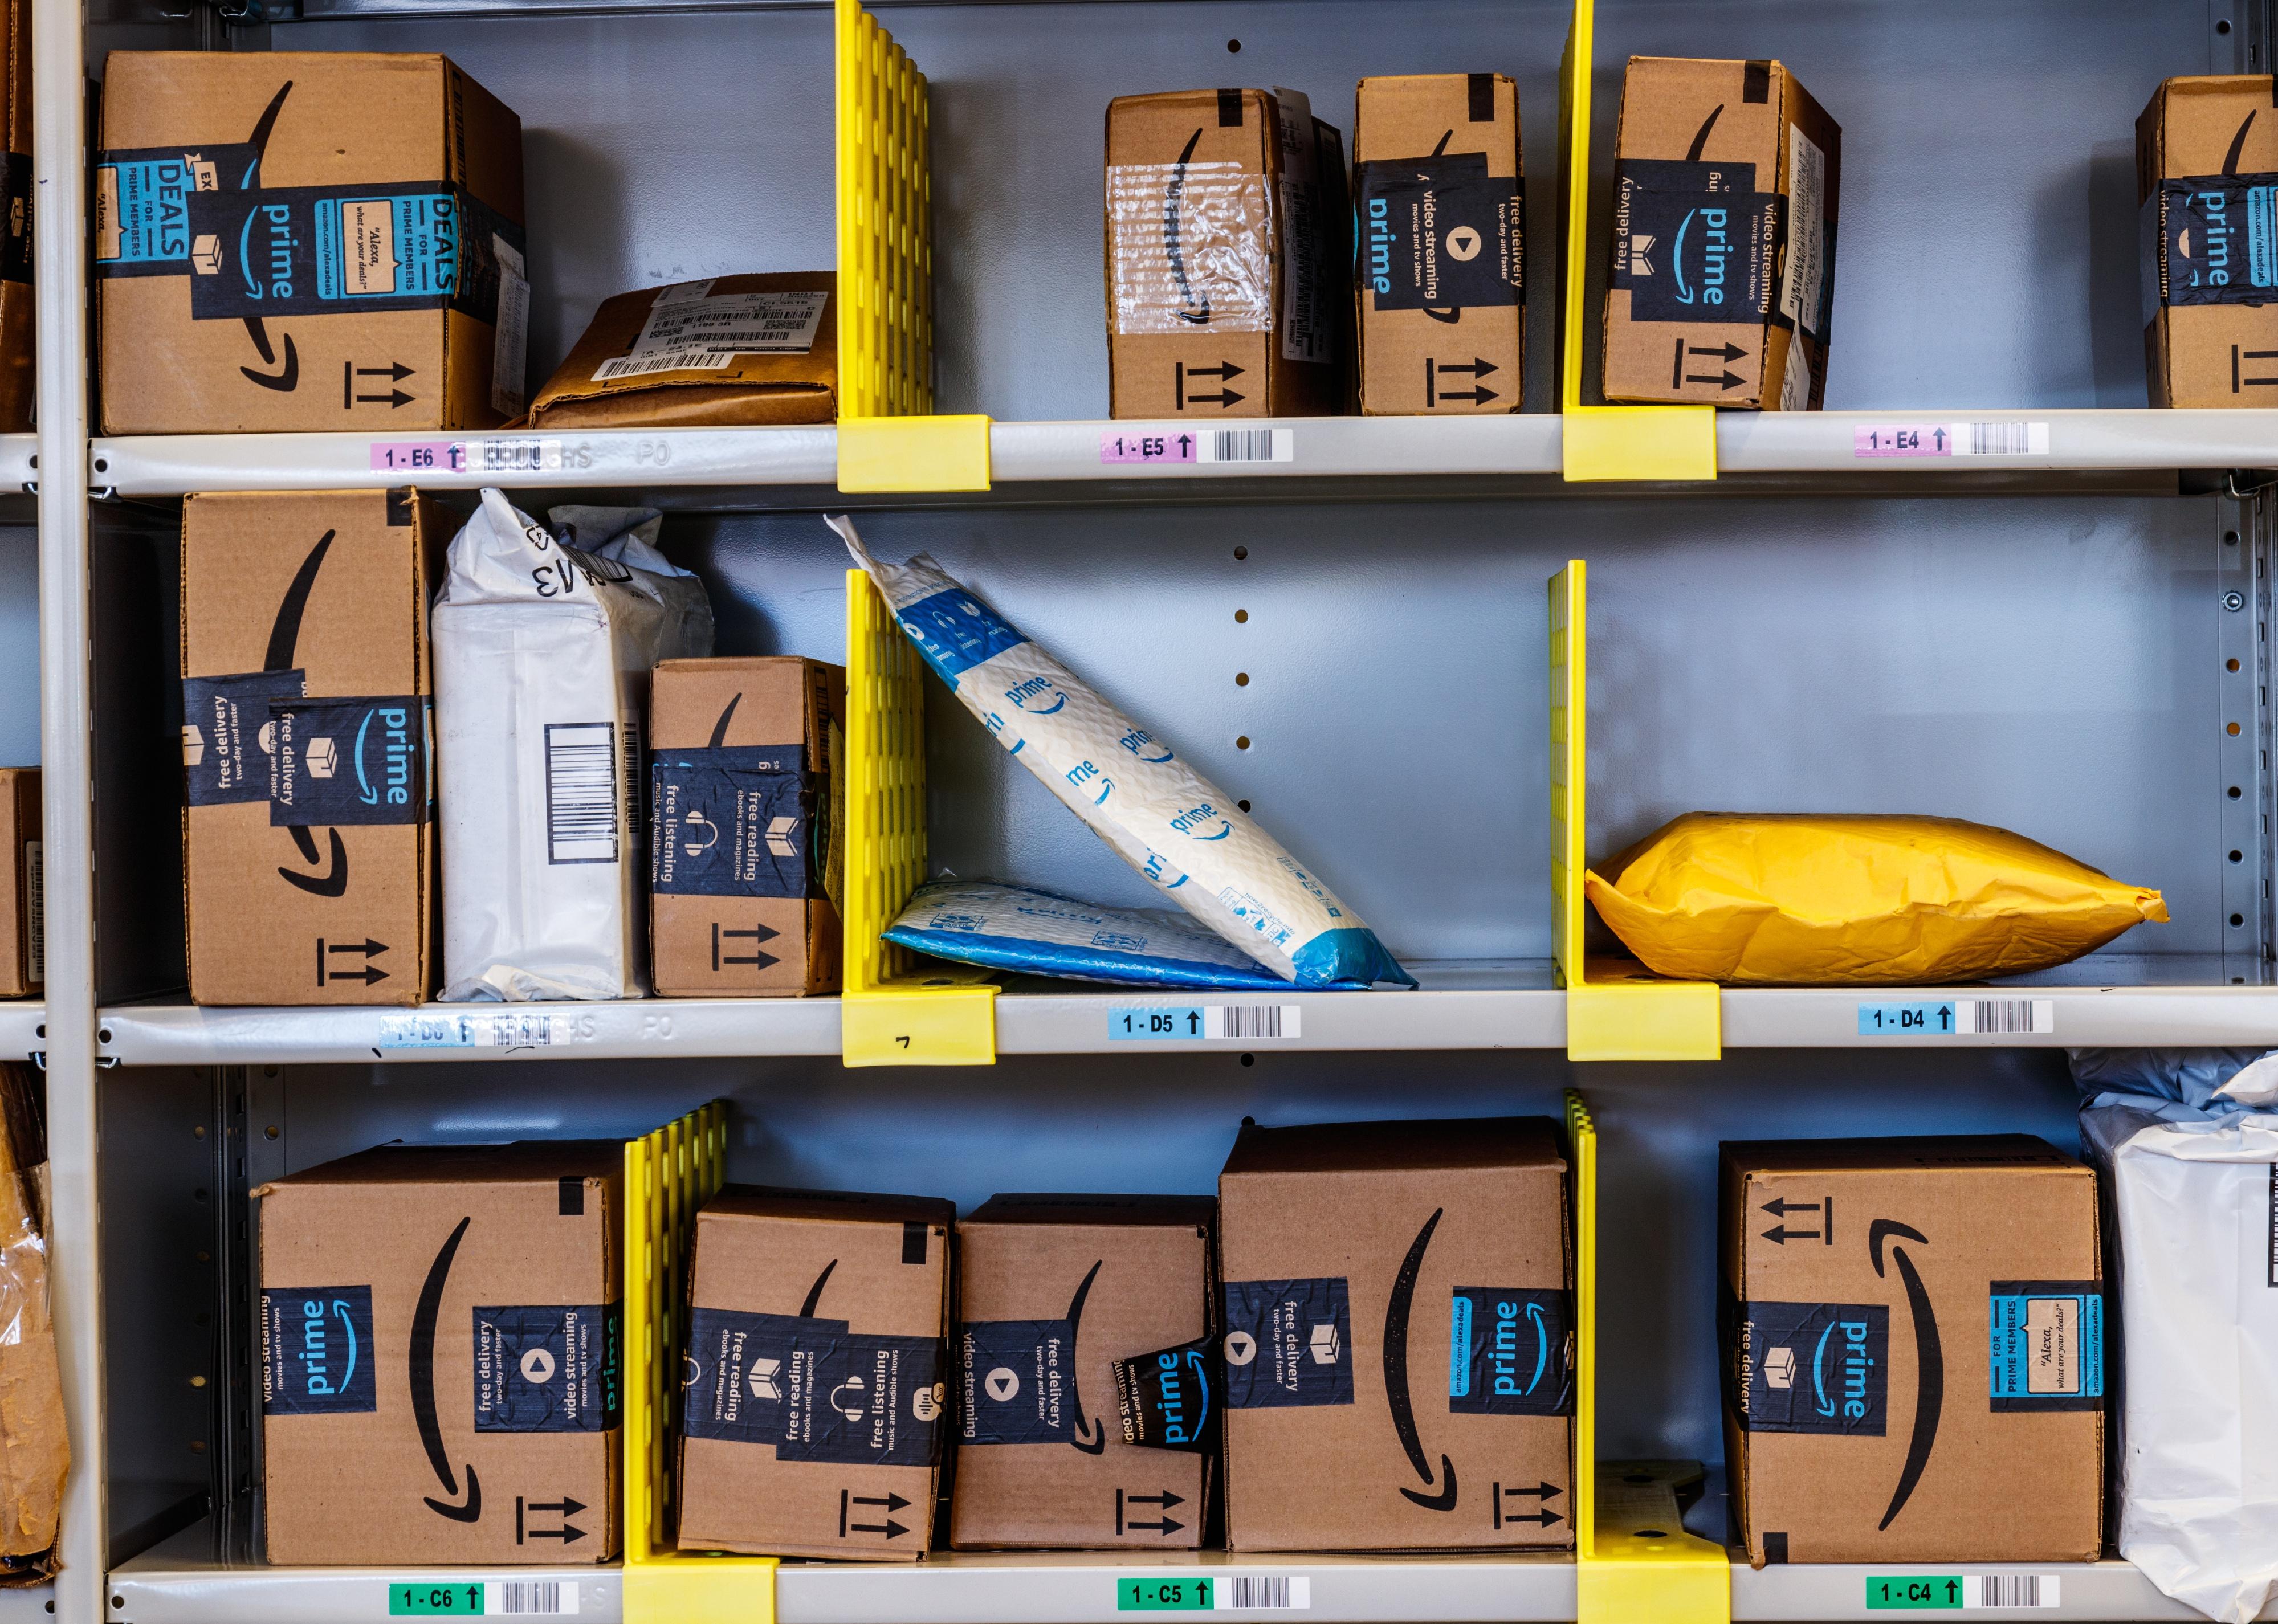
top-left (1584, 813), bottom-right (2168, 985)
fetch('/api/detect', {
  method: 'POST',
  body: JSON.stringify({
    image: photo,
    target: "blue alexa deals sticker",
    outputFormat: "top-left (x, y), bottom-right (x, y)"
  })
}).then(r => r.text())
top-left (1988, 1282), bottom-right (2103, 1411)
top-left (1449, 1287), bottom-right (1570, 1415)
top-left (262, 1285), bottom-right (377, 1414)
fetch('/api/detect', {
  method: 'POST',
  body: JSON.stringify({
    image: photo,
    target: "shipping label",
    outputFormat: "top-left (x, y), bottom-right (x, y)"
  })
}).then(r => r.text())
top-left (1222, 1277), bottom-right (1352, 1408)
top-left (1448, 1286), bottom-right (1570, 1415)
top-left (472, 1303), bottom-right (621, 1433)
top-left (262, 1284), bottom-right (378, 1415)
top-left (1736, 1300), bottom-right (1889, 1435)
top-left (268, 696), bottom-right (432, 826)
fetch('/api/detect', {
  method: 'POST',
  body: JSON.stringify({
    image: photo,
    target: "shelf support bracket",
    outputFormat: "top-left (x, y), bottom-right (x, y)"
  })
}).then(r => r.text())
top-left (1580, 1461), bottom-right (1732, 1624)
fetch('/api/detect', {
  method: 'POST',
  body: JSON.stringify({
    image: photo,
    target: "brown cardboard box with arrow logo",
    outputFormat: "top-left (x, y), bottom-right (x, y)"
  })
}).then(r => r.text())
top-left (256, 1140), bottom-right (624, 1566)
top-left (1719, 1136), bottom-right (2104, 1566)
top-left (2137, 76), bottom-right (2278, 408)
top-left (95, 52), bottom-right (527, 434)
top-left (949, 1194), bottom-right (1217, 1550)
top-left (180, 489), bottom-right (445, 1006)
top-left (677, 1186), bottom-right (956, 1561)
top-left (1217, 1117), bottom-right (1573, 1552)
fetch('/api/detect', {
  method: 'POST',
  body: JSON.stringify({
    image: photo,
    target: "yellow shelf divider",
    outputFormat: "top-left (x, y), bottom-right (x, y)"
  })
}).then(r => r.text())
top-left (1556, 0), bottom-right (1716, 483)
top-left (833, 0), bottom-right (991, 493)
top-left (841, 565), bottom-right (998, 1065)
top-left (622, 1102), bottom-right (774, 1624)
top-left (1550, 560), bottom-right (1720, 1062)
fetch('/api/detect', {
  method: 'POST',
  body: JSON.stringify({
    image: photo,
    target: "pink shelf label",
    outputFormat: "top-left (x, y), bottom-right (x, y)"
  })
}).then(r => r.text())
top-left (369, 440), bottom-right (466, 473)
top-left (1099, 429), bottom-right (1199, 464)
top-left (1853, 425), bottom-right (1955, 458)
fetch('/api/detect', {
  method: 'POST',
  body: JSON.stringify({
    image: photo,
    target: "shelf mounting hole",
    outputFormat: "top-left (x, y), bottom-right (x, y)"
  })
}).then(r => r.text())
top-left (2231, 785), bottom-right (2245, 798)
top-left (1240, 1053), bottom-right (1254, 1066)
top-left (1226, 36), bottom-right (1241, 51)
top-left (2229, 721), bottom-right (2243, 735)
top-left (1237, 735), bottom-right (1250, 750)
top-left (2227, 530), bottom-right (2241, 545)
top-left (2232, 912), bottom-right (2246, 927)
top-left (2232, 850), bottom-right (2245, 863)
top-left (1238, 799), bottom-right (1251, 813)
top-left (1233, 545), bottom-right (1248, 560)
top-left (2230, 658), bottom-right (2242, 672)
top-left (1236, 672), bottom-right (1250, 686)
top-left (1234, 608), bottom-right (1248, 623)
top-left (2217, 17), bottom-right (2232, 33)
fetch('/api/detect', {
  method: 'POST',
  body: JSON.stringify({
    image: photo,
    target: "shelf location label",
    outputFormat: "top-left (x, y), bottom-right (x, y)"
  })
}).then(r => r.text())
top-left (1109, 1006), bottom-right (1301, 1042)
top-left (1099, 428), bottom-right (1295, 466)
top-left (1857, 999), bottom-right (2053, 1038)
top-left (1864, 1574), bottom-right (2059, 1610)
top-left (1118, 1577), bottom-right (1310, 1611)
top-left (1853, 423), bottom-right (2051, 458)
top-left (370, 438), bottom-right (567, 474)
top-left (388, 1580), bottom-right (578, 1615)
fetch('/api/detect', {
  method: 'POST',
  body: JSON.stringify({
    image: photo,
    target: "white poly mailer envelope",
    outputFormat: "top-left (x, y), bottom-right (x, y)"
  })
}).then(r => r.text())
top-left (433, 490), bottom-right (714, 1001)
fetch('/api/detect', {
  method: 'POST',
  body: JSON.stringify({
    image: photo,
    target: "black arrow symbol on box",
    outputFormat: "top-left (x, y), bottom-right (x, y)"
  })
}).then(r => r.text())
top-left (850, 1493), bottom-right (910, 1512)
top-left (356, 362), bottom-right (415, 381)
top-left (1686, 370), bottom-right (1745, 390)
top-left (523, 1524), bottom-right (586, 1543)
top-left (1433, 387), bottom-right (1499, 404)
top-left (1125, 1491), bottom-right (1184, 1508)
top-left (327, 937), bottom-right (390, 958)
top-left (1435, 358), bottom-right (1498, 377)
top-left (2242, 349), bottom-right (2278, 387)
top-left (356, 389), bottom-right (415, 408)
top-left (1498, 1508), bottom-right (1563, 1528)
top-left (1688, 342), bottom-right (1747, 362)
top-left (849, 1519), bottom-right (908, 1538)
top-left (527, 1498), bottom-right (585, 1516)
top-left (1761, 1223), bottom-right (1820, 1244)
top-left (323, 964), bottom-right (391, 985)
top-left (1123, 1517), bottom-right (1185, 1535)
top-left (1760, 1198), bottom-right (1819, 1217)
top-left (1498, 1481), bottom-right (1560, 1500)
top-left (1184, 363), bottom-right (1244, 380)
top-left (1184, 390), bottom-right (1244, 407)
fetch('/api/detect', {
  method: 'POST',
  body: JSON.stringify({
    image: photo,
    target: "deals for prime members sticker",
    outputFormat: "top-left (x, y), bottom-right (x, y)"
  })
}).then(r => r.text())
top-left (649, 656), bottom-right (845, 997)
top-left (1218, 1117), bottom-right (1572, 1552)
top-left (835, 517), bottom-right (1410, 990)
top-left (677, 1186), bottom-right (955, 1561)
top-left (1586, 813), bottom-right (2167, 985)
top-left (530, 273), bottom-right (837, 430)
top-left (2136, 77), bottom-right (2278, 408)
top-left (434, 493), bottom-right (714, 1002)
top-left (1105, 88), bottom-right (1350, 419)
top-left (1603, 57), bottom-right (1839, 410)
top-left (256, 1140), bottom-right (625, 1566)
top-left (0, 769), bottom-right (36, 998)
top-left (180, 492), bottom-right (446, 1006)
top-left (93, 52), bottom-right (528, 434)
top-left (2073, 1049), bottom-right (2278, 1624)
top-left (1721, 1136), bottom-right (2104, 1568)
top-left (951, 1194), bottom-right (1217, 1550)
top-left (1355, 74), bottom-right (1522, 415)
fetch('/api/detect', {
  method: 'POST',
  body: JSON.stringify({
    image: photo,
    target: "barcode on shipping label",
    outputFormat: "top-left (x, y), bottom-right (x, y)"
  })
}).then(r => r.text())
top-left (593, 349), bottom-right (738, 381)
top-left (543, 722), bottom-right (619, 865)
top-left (1197, 429), bottom-right (1294, 464)
top-left (487, 1580), bottom-right (578, 1615)
top-left (1956, 998), bottom-right (2054, 1035)
top-left (22, 840), bottom-right (38, 983)
top-left (376, 1013), bottom-right (572, 1050)
top-left (1969, 1574), bottom-right (2059, 1610)
top-left (1222, 1577), bottom-right (1308, 1610)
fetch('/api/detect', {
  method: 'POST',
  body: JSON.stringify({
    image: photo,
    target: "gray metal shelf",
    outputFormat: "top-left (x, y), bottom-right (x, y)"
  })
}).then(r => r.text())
top-left (0, 1002), bottom-right (41, 1065)
top-left (87, 411), bottom-right (2278, 500)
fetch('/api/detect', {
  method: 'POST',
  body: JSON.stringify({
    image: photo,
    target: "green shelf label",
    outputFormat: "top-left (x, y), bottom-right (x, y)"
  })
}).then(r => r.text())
top-left (1865, 1576), bottom-right (1965, 1610)
top-left (1119, 1577), bottom-right (1214, 1611)
top-left (390, 1584), bottom-right (487, 1616)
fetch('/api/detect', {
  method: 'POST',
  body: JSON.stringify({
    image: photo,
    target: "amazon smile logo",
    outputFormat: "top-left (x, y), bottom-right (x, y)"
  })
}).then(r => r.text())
top-left (1385, 1209), bottom-right (1458, 1512)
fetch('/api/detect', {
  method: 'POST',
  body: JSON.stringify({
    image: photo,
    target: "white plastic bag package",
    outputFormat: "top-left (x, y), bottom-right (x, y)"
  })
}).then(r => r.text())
top-left (832, 517), bottom-right (1412, 990)
top-left (885, 879), bottom-right (1286, 990)
top-left (2073, 1048), bottom-right (2278, 1623)
top-left (433, 491), bottom-right (714, 1001)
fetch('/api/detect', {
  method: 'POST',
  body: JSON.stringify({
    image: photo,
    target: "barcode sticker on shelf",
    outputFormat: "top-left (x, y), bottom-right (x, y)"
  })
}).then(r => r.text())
top-left (376, 1012), bottom-right (573, 1050)
top-left (1197, 428), bottom-right (1295, 464)
top-left (366, 438), bottom-right (566, 475)
top-left (1220, 1576), bottom-right (1308, 1610)
top-left (1865, 1574), bottom-right (2060, 1610)
top-left (543, 722), bottom-right (619, 864)
top-left (486, 1580), bottom-right (579, 1615)
top-left (1109, 1006), bottom-right (1302, 1042)
top-left (592, 348), bottom-right (739, 381)
top-left (1857, 999), bottom-right (2053, 1037)
top-left (1853, 423), bottom-right (2050, 459)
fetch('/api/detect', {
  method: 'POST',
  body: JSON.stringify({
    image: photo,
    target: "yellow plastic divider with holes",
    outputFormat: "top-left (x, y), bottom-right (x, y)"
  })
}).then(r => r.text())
top-left (622, 1102), bottom-right (764, 1624)
top-left (1556, 0), bottom-right (1716, 483)
top-left (841, 567), bottom-right (998, 1065)
top-left (1551, 561), bottom-right (1721, 1060)
top-left (833, 0), bottom-right (991, 493)
top-left (1564, 1091), bottom-right (1598, 1548)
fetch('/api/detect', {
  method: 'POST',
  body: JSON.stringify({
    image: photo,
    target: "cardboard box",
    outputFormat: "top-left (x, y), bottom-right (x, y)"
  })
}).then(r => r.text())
top-left (256, 1141), bottom-right (624, 1566)
top-left (1218, 1117), bottom-right (1573, 1552)
top-left (95, 52), bottom-right (527, 434)
top-left (531, 274), bottom-right (837, 430)
top-left (649, 656), bottom-right (844, 997)
top-left (1603, 57), bottom-right (1839, 410)
top-left (0, 1062), bottom-right (64, 1578)
top-left (1355, 74), bottom-right (1522, 415)
top-left (0, 770), bottom-right (36, 998)
top-left (1105, 88), bottom-right (1348, 421)
top-left (2137, 77), bottom-right (2278, 408)
top-left (949, 1194), bottom-right (1216, 1550)
top-left (678, 1186), bottom-right (956, 1560)
top-left (0, 0), bottom-right (32, 435)
top-left (1719, 1136), bottom-right (2104, 1566)
top-left (180, 490), bottom-right (446, 1006)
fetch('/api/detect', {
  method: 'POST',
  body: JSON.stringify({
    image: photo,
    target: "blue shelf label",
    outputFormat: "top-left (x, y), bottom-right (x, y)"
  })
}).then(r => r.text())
top-left (1856, 1002), bottom-right (1958, 1037)
top-left (1110, 1007), bottom-right (1206, 1041)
